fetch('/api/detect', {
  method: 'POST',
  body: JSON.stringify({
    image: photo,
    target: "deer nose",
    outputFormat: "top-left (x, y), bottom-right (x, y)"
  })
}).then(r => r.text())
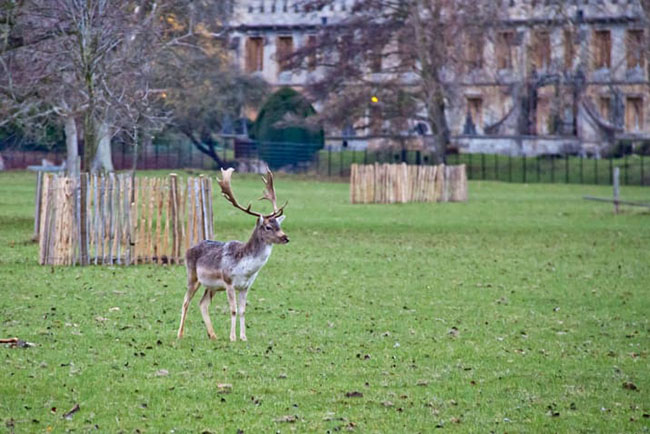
top-left (283, 236), bottom-right (290, 243)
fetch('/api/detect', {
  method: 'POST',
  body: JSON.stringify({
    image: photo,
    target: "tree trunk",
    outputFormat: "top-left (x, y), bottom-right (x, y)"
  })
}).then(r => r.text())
top-left (131, 126), bottom-right (139, 175)
top-left (180, 126), bottom-right (226, 168)
top-left (130, 126), bottom-right (138, 204)
top-left (191, 139), bottom-right (225, 168)
top-left (411, 0), bottom-right (448, 164)
top-left (82, 111), bottom-right (96, 171)
top-left (92, 118), bottom-right (114, 172)
top-left (64, 115), bottom-right (79, 177)
top-left (425, 94), bottom-right (450, 164)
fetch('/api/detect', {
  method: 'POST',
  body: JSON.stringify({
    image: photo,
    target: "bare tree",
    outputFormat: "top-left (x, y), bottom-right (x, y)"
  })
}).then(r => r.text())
top-left (0, 1), bottom-right (58, 132)
top-left (289, 0), bottom-right (499, 162)
top-left (152, 1), bottom-right (268, 168)
top-left (2, 0), bottom-right (267, 171)
top-left (289, 0), bottom-right (649, 159)
top-left (0, 0), bottom-right (166, 172)
top-left (159, 72), bottom-right (268, 168)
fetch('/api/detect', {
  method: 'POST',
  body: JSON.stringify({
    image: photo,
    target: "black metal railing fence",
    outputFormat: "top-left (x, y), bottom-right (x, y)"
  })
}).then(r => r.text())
top-left (3, 141), bottom-right (648, 187)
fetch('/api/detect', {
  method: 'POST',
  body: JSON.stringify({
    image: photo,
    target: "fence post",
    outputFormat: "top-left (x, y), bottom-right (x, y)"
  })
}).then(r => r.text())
top-left (580, 156), bottom-right (584, 184)
top-left (613, 167), bottom-right (620, 214)
top-left (169, 174), bottom-right (179, 263)
top-left (641, 154), bottom-right (645, 186)
top-left (565, 154), bottom-right (569, 184)
top-left (38, 174), bottom-right (51, 264)
top-left (328, 147), bottom-right (332, 177)
top-left (608, 157), bottom-right (613, 185)
top-left (481, 153), bottom-right (486, 180)
top-left (199, 175), bottom-right (209, 240)
top-left (508, 154), bottom-right (512, 182)
top-left (551, 157), bottom-right (555, 183)
top-left (33, 172), bottom-right (43, 241)
top-left (79, 173), bottom-right (89, 265)
top-left (469, 153), bottom-right (473, 180)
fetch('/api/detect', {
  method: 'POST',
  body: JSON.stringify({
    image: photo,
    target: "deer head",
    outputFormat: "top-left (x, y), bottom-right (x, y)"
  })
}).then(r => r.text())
top-left (217, 168), bottom-right (289, 244)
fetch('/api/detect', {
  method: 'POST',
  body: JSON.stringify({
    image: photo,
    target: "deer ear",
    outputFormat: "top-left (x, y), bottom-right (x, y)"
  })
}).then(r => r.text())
top-left (258, 215), bottom-right (264, 226)
top-left (276, 215), bottom-right (286, 225)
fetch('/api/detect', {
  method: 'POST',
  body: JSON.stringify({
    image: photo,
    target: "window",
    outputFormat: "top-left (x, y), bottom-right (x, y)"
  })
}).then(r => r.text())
top-left (307, 35), bottom-right (318, 71)
top-left (497, 31), bottom-right (515, 70)
top-left (245, 37), bottom-right (264, 73)
top-left (563, 29), bottom-right (574, 69)
top-left (593, 30), bottom-right (611, 69)
top-left (467, 97), bottom-right (483, 129)
top-left (536, 97), bottom-right (551, 135)
top-left (598, 96), bottom-right (611, 122)
top-left (533, 30), bottom-right (551, 70)
top-left (627, 30), bottom-right (645, 69)
top-left (466, 33), bottom-right (484, 70)
top-left (276, 36), bottom-right (294, 72)
top-left (625, 97), bottom-right (644, 132)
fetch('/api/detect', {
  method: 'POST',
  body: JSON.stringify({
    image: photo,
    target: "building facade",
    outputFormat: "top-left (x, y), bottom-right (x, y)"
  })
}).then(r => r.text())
top-left (229, 1), bottom-right (649, 156)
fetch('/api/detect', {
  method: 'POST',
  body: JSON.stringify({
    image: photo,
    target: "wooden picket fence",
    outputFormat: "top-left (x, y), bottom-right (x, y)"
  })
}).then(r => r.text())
top-left (36, 173), bottom-right (214, 266)
top-left (350, 163), bottom-right (468, 204)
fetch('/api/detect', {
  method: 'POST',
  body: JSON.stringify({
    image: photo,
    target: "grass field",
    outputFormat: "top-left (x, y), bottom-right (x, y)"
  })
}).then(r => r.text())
top-left (1, 170), bottom-right (649, 433)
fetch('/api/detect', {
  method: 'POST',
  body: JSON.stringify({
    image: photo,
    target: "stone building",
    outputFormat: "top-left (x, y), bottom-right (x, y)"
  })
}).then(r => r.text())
top-left (228, 0), bottom-right (649, 156)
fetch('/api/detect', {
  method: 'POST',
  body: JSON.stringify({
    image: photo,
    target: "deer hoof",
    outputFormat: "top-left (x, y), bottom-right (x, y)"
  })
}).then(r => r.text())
top-left (240, 335), bottom-right (247, 342)
top-left (208, 333), bottom-right (217, 340)
top-left (230, 334), bottom-right (236, 342)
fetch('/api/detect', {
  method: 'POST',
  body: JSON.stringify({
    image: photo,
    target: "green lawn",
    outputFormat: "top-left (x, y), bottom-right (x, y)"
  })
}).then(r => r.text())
top-left (1, 170), bottom-right (649, 433)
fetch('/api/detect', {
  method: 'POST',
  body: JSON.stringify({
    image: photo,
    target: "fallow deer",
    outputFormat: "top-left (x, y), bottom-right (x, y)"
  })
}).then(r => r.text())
top-left (177, 168), bottom-right (289, 341)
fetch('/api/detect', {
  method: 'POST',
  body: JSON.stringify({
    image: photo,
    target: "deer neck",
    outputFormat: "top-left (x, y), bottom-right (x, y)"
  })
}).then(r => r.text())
top-left (242, 225), bottom-right (272, 260)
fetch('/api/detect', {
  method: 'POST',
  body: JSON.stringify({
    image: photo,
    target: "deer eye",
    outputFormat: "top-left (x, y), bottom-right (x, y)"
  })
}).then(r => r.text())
top-left (264, 225), bottom-right (272, 231)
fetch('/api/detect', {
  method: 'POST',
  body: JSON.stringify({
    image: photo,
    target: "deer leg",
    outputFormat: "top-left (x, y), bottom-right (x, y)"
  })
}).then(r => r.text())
top-left (177, 278), bottom-right (200, 339)
top-left (237, 289), bottom-right (248, 341)
top-left (199, 288), bottom-right (217, 340)
top-left (226, 285), bottom-right (237, 342)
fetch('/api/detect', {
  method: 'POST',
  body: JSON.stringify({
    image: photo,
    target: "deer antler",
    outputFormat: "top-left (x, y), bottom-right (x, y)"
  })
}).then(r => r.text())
top-left (217, 168), bottom-right (287, 219)
top-left (217, 168), bottom-right (263, 218)
top-left (259, 169), bottom-right (288, 217)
